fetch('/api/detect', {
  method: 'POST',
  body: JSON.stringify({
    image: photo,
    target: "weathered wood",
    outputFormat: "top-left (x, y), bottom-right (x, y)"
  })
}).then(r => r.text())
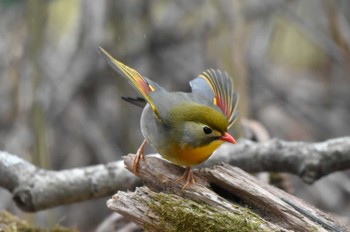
top-left (107, 154), bottom-right (347, 231)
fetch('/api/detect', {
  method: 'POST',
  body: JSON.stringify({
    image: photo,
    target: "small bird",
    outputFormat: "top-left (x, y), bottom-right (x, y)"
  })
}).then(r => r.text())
top-left (99, 47), bottom-right (238, 189)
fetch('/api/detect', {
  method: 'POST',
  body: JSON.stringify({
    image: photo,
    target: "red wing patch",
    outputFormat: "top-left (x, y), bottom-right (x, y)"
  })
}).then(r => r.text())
top-left (199, 69), bottom-right (238, 128)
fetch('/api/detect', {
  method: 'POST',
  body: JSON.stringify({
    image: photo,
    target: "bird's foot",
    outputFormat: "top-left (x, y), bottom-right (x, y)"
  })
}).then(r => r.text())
top-left (132, 139), bottom-right (147, 175)
top-left (176, 167), bottom-right (195, 190)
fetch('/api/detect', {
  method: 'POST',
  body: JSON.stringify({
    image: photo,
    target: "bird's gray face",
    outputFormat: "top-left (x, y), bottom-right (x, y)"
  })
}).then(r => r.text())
top-left (179, 121), bottom-right (223, 148)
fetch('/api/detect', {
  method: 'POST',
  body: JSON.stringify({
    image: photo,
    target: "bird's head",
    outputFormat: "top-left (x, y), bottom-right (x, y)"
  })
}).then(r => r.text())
top-left (167, 103), bottom-right (236, 151)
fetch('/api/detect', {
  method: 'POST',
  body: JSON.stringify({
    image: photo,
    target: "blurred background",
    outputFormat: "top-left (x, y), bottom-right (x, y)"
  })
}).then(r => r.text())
top-left (1, 0), bottom-right (350, 231)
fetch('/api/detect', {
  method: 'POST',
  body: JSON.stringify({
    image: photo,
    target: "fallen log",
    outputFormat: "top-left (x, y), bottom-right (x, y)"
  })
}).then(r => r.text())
top-left (107, 154), bottom-right (348, 231)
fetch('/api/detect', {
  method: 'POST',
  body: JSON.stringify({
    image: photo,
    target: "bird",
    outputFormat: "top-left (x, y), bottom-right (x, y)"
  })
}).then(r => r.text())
top-left (98, 47), bottom-right (239, 189)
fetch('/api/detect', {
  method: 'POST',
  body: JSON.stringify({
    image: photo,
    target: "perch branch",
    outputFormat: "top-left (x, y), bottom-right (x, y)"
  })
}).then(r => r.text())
top-left (0, 151), bottom-right (141, 212)
top-left (107, 154), bottom-right (347, 231)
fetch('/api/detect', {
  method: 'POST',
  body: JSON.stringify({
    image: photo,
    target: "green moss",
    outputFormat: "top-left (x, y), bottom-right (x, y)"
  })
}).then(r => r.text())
top-left (143, 192), bottom-right (271, 232)
top-left (0, 211), bottom-right (77, 232)
top-left (307, 226), bottom-right (319, 232)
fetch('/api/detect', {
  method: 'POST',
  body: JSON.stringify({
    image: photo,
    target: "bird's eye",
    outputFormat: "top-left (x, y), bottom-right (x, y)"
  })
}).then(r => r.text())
top-left (203, 126), bottom-right (212, 134)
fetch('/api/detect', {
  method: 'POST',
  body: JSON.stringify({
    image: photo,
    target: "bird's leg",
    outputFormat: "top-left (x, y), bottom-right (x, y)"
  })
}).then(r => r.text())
top-left (177, 166), bottom-right (195, 190)
top-left (132, 139), bottom-right (147, 175)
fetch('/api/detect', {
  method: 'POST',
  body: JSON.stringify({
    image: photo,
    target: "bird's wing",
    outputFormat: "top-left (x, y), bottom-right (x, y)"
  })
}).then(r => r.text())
top-left (121, 96), bottom-right (147, 108)
top-left (190, 69), bottom-right (239, 128)
top-left (98, 47), bottom-right (161, 119)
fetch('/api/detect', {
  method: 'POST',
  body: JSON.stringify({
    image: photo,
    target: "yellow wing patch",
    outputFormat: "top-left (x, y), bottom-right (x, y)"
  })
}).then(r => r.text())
top-left (98, 47), bottom-right (160, 119)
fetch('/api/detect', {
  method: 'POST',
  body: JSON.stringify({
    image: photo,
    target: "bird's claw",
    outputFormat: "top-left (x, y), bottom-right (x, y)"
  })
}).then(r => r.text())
top-left (132, 139), bottom-right (147, 175)
top-left (177, 167), bottom-right (195, 190)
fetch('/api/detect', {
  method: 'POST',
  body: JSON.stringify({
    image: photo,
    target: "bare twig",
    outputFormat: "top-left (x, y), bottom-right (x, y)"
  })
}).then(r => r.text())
top-left (0, 151), bottom-right (141, 212)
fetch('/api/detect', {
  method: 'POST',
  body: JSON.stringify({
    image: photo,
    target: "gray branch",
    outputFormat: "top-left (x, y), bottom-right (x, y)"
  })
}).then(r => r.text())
top-left (206, 137), bottom-right (350, 184)
top-left (1, 136), bottom-right (350, 212)
top-left (0, 151), bottom-right (141, 212)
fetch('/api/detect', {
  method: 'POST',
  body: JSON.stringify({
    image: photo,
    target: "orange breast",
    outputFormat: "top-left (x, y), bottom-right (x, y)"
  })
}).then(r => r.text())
top-left (176, 140), bottom-right (225, 166)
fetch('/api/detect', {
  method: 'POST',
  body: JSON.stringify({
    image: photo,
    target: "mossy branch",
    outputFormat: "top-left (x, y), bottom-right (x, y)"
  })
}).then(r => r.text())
top-left (108, 187), bottom-right (275, 232)
top-left (107, 154), bottom-right (348, 232)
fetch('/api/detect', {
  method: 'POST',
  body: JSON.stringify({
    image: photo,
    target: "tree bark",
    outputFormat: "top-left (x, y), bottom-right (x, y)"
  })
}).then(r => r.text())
top-left (107, 154), bottom-right (348, 232)
top-left (206, 137), bottom-right (350, 184)
top-left (0, 151), bottom-right (141, 211)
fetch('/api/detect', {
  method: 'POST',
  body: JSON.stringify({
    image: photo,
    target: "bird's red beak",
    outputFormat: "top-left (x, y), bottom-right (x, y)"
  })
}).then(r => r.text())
top-left (219, 132), bottom-right (236, 144)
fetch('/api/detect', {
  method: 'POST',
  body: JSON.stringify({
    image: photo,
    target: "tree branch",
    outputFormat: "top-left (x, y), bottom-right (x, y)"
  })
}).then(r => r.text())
top-left (107, 154), bottom-right (347, 231)
top-left (206, 137), bottom-right (350, 183)
top-left (0, 151), bottom-right (141, 212)
top-left (1, 136), bottom-right (350, 212)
